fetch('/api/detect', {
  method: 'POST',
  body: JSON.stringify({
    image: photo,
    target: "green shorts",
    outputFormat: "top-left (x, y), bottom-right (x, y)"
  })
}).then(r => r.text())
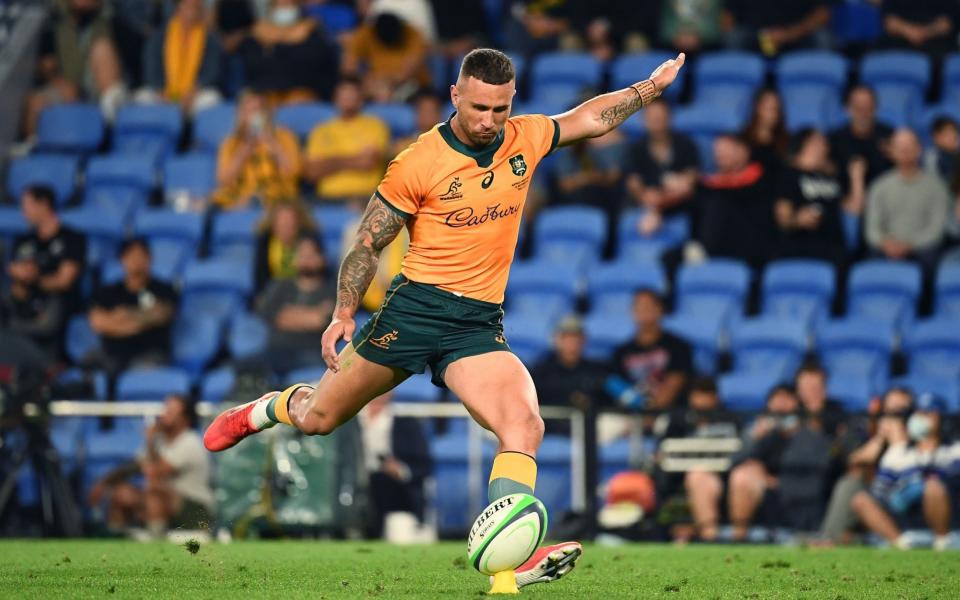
top-left (352, 274), bottom-right (512, 387)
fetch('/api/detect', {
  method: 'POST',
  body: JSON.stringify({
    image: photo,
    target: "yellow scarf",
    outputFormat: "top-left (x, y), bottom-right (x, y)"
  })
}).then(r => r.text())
top-left (268, 236), bottom-right (297, 281)
top-left (163, 16), bottom-right (206, 101)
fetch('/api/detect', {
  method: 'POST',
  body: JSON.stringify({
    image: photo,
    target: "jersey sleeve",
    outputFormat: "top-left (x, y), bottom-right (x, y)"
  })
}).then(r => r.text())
top-left (513, 114), bottom-right (561, 159)
top-left (376, 144), bottom-right (426, 218)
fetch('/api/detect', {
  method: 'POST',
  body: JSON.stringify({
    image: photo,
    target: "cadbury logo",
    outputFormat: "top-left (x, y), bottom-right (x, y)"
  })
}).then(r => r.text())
top-left (444, 203), bottom-right (520, 228)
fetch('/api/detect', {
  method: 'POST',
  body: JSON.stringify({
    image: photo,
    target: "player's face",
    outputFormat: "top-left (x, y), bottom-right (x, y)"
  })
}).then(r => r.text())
top-left (451, 77), bottom-right (515, 147)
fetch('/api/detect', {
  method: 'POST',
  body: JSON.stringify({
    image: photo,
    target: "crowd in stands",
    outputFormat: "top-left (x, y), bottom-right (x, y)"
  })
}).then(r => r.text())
top-left (2, 0), bottom-right (960, 543)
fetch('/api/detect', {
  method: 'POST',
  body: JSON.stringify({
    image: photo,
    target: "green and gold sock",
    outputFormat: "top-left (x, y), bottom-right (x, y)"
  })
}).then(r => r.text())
top-left (487, 451), bottom-right (537, 503)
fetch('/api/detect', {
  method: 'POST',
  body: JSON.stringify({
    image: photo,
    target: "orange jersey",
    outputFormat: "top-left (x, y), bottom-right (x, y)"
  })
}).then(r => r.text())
top-left (376, 114), bottom-right (559, 303)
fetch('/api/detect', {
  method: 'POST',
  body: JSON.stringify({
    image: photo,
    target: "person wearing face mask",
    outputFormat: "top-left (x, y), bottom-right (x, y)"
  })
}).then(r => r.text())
top-left (850, 393), bottom-right (959, 551)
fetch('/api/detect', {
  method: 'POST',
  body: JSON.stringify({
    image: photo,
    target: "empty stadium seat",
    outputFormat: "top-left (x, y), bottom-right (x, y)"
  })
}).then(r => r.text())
top-left (366, 103), bottom-right (417, 138)
top-left (193, 103), bottom-right (236, 152)
top-left (944, 53), bottom-right (960, 104)
top-left (65, 314), bottom-right (100, 364)
top-left (6, 154), bottom-right (79, 206)
top-left (0, 206), bottom-right (28, 248)
top-left (303, 2), bottom-right (357, 37)
top-left (762, 260), bottom-right (835, 327)
top-left (662, 314), bottom-right (723, 375)
top-left (201, 365), bottom-right (236, 403)
top-left (210, 208), bottom-right (263, 261)
top-left (890, 375), bottom-right (960, 414)
top-left (730, 318), bottom-right (808, 379)
top-left (274, 102), bottom-right (336, 139)
top-left (115, 366), bottom-right (191, 401)
top-left (776, 50), bottom-right (848, 92)
top-left (935, 262), bottom-right (960, 318)
top-left (693, 51), bottom-right (765, 111)
top-left (586, 261), bottom-right (667, 316)
top-left (502, 311), bottom-right (555, 365)
top-left (611, 51), bottom-right (685, 99)
top-left (530, 52), bottom-right (602, 100)
top-left (83, 155), bottom-right (156, 220)
top-left (392, 374), bottom-right (440, 403)
top-left (82, 417), bottom-right (146, 495)
top-left (59, 206), bottom-right (126, 269)
top-left (860, 51), bottom-right (930, 126)
top-left (533, 205), bottom-right (607, 267)
top-left (172, 314), bottom-right (223, 379)
top-left (675, 259), bottom-right (751, 326)
top-left (847, 260), bottom-right (921, 329)
top-left (583, 313), bottom-right (633, 361)
top-left (162, 152), bottom-right (217, 201)
top-left (617, 209), bottom-right (690, 261)
top-left (781, 86), bottom-right (844, 132)
top-left (902, 319), bottom-right (960, 380)
top-left (313, 204), bottom-right (361, 264)
top-left (536, 435), bottom-right (572, 513)
top-left (507, 260), bottom-right (580, 322)
top-left (36, 103), bottom-right (104, 155)
top-left (827, 373), bottom-right (875, 412)
top-left (181, 258), bottom-right (255, 324)
top-left (228, 312), bottom-right (269, 360)
top-left (816, 318), bottom-right (895, 388)
top-left (283, 366), bottom-right (327, 386)
top-left (719, 371), bottom-right (783, 412)
top-left (113, 103), bottom-right (184, 161)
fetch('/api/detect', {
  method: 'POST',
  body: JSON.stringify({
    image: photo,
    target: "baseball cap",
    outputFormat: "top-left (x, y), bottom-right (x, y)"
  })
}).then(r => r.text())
top-left (555, 315), bottom-right (584, 335)
top-left (915, 393), bottom-right (947, 414)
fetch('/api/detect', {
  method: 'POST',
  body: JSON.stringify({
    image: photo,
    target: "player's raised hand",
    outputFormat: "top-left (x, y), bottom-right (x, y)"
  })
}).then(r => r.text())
top-left (649, 53), bottom-right (686, 92)
top-left (321, 316), bottom-right (356, 372)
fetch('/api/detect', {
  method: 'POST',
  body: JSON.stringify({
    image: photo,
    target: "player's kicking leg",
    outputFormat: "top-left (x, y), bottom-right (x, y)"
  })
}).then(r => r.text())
top-left (204, 343), bottom-right (407, 451)
top-left (443, 351), bottom-right (582, 589)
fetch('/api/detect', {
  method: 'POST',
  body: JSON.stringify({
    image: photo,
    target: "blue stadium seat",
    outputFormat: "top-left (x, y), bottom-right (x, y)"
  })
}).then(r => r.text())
top-left (599, 438), bottom-right (631, 483)
top-left (366, 103), bottom-right (417, 138)
top-left (916, 103), bottom-right (960, 146)
top-left (847, 260), bottom-right (921, 329)
top-left (36, 103), bottom-right (104, 155)
top-left (162, 152), bottom-right (217, 201)
top-left (533, 205), bottom-right (607, 267)
top-left (6, 154), bottom-right (79, 206)
top-left (662, 314), bottom-right (723, 375)
top-left (730, 318), bottom-right (808, 379)
top-left (890, 375), bottom-right (960, 414)
top-left (113, 103), bottom-right (184, 162)
top-left (816, 318), bottom-right (895, 388)
top-left (65, 314), bottom-right (100, 364)
top-left (431, 432), bottom-right (496, 531)
top-left (776, 50), bottom-right (848, 92)
top-left (210, 208), bottom-right (263, 261)
top-left (506, 260), bottom-right (580, 322)
top-left (116, 366), bottom-right (191, 401)
top-left (49, 416), bottom-right (86, 469)
top-left (861, 51), bottom-right (931, 95)
top-left (719, 371), bottom-right (784, 412)
top-left (762, 260), bottom-right (835, 327)
top-left (935, 262), bottom-right (960, 318)
top-left (228, 312), bottom-right (269, 360)
top-left (100, 239), bottom-right (189, 285)
top-left (693, 51), bottom-right (765, 111)
top-left (781, 86), bottom-right (844, 132)
top-left (530, 52), bottom-right (603, 99)
top-left (617, 209), bottom-right (690, 261)
top-left (536, 435), bottom-right (572, 514)
top-left (82, 417), bottom-right (147, 497)
top-left (586, 261), bottom-right (667, 316)
top-left (392, 374), bottom-right (440, 403)
top-left (0, 206), bottom-right (28, 250)
top-left (274, 102), bottom-right (336, 139)
top-left (675, 259), bottom-right (751, 326)
top-left (872, 83), bottom-right (922, 127)
top-left (944, 53), bottom-right (960, 104)
top-left (902, 319), bottom-right (960, 380)
top-left (83, 155), bottom-right (156, 221)
top-left (134, 208), bottom-right (204, 245)
top-left (172, 314), bottom-right (223, 380)
top-left (193, 103), bottom-right (236, 152)
top-left (502, 312), bottom-right (554, 366)
top-left (284, 366), bottom-right (327, 386)
top-left (303, 2), bottom-right (357, 37)
top-left (671, 103), bottom-right (747, 170)
top-left (827, 373), bottom-right (875, 412)
top-left (831, 1), bottom-right (882, 45)
top-left (201, 365), bottom-right (236, 403)
top-left (59, 207), bottom-right (126, 269)
top-left (313, 204), bottom-right (361, 264)
top-left (181, 258), bottom-right (255, 324)
top-left (611, 51), bottom-right (685, 100)
top-left (583, 313), bottom-right (633, 361)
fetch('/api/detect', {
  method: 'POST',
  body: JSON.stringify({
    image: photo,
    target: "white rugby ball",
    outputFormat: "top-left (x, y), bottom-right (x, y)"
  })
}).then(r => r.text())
top-left (466, 493), bottom-right (548, 575)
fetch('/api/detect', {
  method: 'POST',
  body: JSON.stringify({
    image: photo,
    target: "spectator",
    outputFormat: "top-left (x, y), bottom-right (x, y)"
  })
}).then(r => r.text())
top-left (212, 90), bottom-right (301, 210)
top-left (866, 128), bottom-right (950, 269)
top-left (722, 0), bottom-right (832, 55)
top-left (531, 316), bottom-right (611, 434)
top-left (256, 236), bottom-right (334, 373)
top-left (8, 186), bottom-right (87, 315)
top-left (741, 89), bottom-right (789, 179)
top-left (0, 281), bottom-right (66, 362)
top-left (794, 360), bottom-right (847, 438)
top-left (696, 134), bottom-right (777, 269)
top-left (659, 0), bottom-right (724, 54)
top-left (88, 395), bottom-right (214, 538)
top-left (23, 0), bottom-right (127, 138)
top-left (390, 90), bottom-right (442, 158)
top-left (362, 0), bottom-right (437, 43)
top-left (429, 0), bottom-right (488, 58)
top-left (305, 77), bottom-right (390, 205)
top-left (358, 390), bottom-right (432, 539)
top-left (924, 117), bottom-right (959, 183)
top-left (87, 238), bottom-right (178, 374)
top-left (726, 385), bottom-right (833, 538)
top-left (829, 86), bottom-right (893, 187)
top-left (343, 11), bottom-right (430, 102)
top-left (850, 393), bottom-right (958, 550)
top-left (238, 0), bottom-right (339, 104)
top-left (881, 0), bottom-right (957, 60)
top-left (254, 200), bottom-right (317, 291)
top-left (503, 0), bottom-right (572, 58)
top-left (607, 289), bottom-right (693, 411)
top-left (774, 129), bottom-right (864, 268)
top-left (554, 128), bottom-right (627, 215)
top-left (135, 0), bottom-right (223, 115)
top-left (624, 100), bottom-right (700, 234)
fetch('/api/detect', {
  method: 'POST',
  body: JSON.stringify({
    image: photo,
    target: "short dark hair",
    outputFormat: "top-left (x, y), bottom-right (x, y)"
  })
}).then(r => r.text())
top-left (690, 377), bottom-right (718, 395)
top-left (633, 287), bottom-right (664, 307)
top-left (789, 127), bottom-right (821, 158)
top-left (459, 49), bottom-right (515, 85)
top-left (23, 185), bottom-right (56, 210)
top-left (119, 237), bottom-right (150, 259)
top-left (337, 74), bottom-right (363, 90)
top-left (766, 384), bottom-right (796, 403)
top-left (845, 84), bottom-right (876, 105)
top-left (796, 358), bottom-right (826, 379)
top-left (169, 394), bottom-right (197, 428)
top-left (931, 116), bottom-right (958, 135)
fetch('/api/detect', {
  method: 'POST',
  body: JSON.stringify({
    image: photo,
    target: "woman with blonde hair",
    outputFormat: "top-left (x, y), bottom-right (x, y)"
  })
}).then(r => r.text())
top-left (254, 199), bottom-right (316, 291)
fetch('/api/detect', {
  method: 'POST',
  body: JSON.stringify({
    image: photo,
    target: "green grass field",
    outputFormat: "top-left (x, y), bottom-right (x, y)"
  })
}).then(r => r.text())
top-left (1, 540), bottom-right (958, 599)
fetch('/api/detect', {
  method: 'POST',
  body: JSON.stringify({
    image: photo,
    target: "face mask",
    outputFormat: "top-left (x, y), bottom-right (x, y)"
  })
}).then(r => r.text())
top-left (907, 413), bottom-right (932, 441)
top-left (248, 112), bottom-right (265, 137)
top-left (271, 7), bottom-right (299, 27)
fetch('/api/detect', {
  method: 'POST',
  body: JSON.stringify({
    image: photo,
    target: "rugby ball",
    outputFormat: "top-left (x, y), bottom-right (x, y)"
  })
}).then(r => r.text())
top-left (466, 493), bottom-right (548, 575)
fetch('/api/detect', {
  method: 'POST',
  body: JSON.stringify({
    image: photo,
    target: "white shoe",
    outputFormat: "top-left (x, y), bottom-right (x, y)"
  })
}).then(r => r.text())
top-left (512, 541), bottom-right (582, 588)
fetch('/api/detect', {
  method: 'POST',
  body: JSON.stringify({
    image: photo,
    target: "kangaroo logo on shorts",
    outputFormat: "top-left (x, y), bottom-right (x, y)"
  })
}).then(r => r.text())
top-left (494, 333), bottom-right (507, 345)
top-left (509, 154), bottom-right (527, 176)
top-left (370, 330), bottom-right (399, 349)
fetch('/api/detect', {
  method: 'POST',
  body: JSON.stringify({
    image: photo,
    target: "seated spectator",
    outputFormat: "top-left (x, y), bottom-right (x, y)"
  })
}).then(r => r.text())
top-left (924, 117), bottom-right (959, 183)
top-left (254, 200), bottom-right (317, 291)
top-left (624, 100), bottom-right (700, 234)
top-left (363, 0), bottom-right (437, 44)
top-left (503, 0), bottom-right (572, 58)
top-left (774, 129), bottom-right (863, 268)
top-left (390, 90), bottom-right (442, 157)
top-left (88, 395), bottom-right (214, 538)
top-left (212, 90), bottom-right (301, 210)
top-left (358, 390), bottom-right (432, 539)
top-left (794, 360), bottom-right (847, 438)
top-left (696, 134), bottom-right (776, 269)
top-left (531, 316), bottom-right (611, 434)
top-left (135, 0), bottom-right (223, 115)
top-left (741, 89), bottom-right (789, 179)
top-left (256, 236), bottom-right (334, 373)
top-left (87, 239), bottom-right (178, 374)
top-left (829, 86), bottom-right (893, 187)
top-left (343, 11), bottom-right (430, 102)
top-left (607, 289), bottom-right (693, 411)
top-left (238, 0), bottom-right (339, 104)
top-left (866, 128), bottom-right (950, 269)
top-left (8, 186), bottom-right (87, 315)
top-left (23, 0), bottom-right (127, 138)
top-left (881, 0), bottom-right (957, 60)
top-left (850, 393), bottom-right (958, 550)
top-left (215, 0), bottom-right (257, 55)
top-left (554, 128), bottom-right (627, 217)
top-left (0, 280), bottom-right (66, 363)
top-left (722, 0), bottom-right (832, 55)
top-left (305, 77), bottom-right (390, 205)
top-left (429, 0), bottom-right (488, 58)
top-left (659, 0), bottom-right (724, 54)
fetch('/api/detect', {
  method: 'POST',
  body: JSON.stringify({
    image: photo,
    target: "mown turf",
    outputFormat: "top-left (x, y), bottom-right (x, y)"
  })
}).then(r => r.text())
top-left (0, 540), bottom-right (957, 599)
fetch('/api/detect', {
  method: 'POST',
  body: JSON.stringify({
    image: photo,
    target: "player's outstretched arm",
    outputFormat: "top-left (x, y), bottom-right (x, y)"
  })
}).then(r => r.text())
top-left (553, 53), bottom-right (686, 147)
top-left (321, 194), bottom-right (407, 371)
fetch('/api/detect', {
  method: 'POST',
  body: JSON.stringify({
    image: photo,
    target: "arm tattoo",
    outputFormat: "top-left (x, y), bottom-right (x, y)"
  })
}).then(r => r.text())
top-left (598, 79), bottom-right (660, 128)
top-left (335, 195), bottom-right (408, 316)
